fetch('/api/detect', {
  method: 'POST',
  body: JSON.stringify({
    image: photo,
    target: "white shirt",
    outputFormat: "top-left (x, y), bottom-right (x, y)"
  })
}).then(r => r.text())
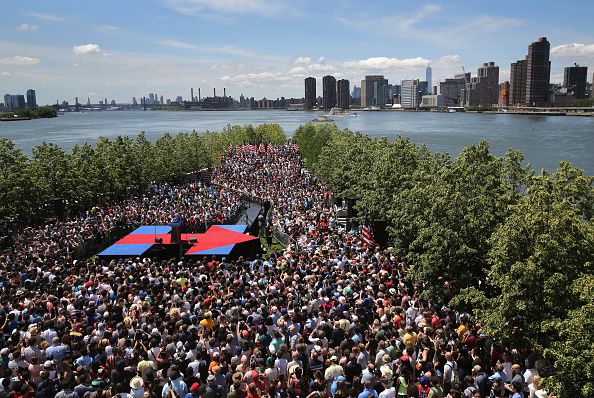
top-left (379, 387), bottom-right (395, 398)
top-left (524, 368), bottom-right (538, 386)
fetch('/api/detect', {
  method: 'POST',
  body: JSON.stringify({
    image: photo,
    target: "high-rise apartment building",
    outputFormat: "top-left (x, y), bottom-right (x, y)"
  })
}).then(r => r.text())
top-left (26, 89), bottom-right (37, 108)
top-left (322, 75), bottom-right (337, 110)
top-left (304, 77), bottom-right (316, 109)
top-left (337, 79), bottom-right (350, 110)
top-left (3, 94), bottom-right (13, 110)
top-left (426, 66), bottom-right (432, 94)
top-left (510, 60), bottom-right (527, 105)
top-left (361, 75), bottom-right (389, 107)
top-left (526, 37), bottom-right (551, 106)
top-left (3, 94), bottom-right (26, 110)
top-left (563, 63), bottom-right (588, 99)
top-left (462, 62), bottom-right (499, 106)
top-left (400, 79), bottom-right (428, 108)
top-left (14, 95), bottom-right (26, 110)
top-left (440, 74), bottom-right (469, 106)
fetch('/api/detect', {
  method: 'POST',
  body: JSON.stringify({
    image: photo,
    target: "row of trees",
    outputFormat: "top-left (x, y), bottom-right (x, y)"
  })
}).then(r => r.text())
top-left (0, 106), bottom-right (57, 119)
top-left (0, 123), bottom-right (286, 223)
top-left (293, 123), bottom-right (594, 397)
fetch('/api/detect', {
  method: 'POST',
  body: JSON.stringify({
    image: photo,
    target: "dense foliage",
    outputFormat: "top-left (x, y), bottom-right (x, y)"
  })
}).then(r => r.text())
top-left (0, 106), bottom-right (57, 119)
top-left (0, 123), bottom-right (285, 222)
top-left (293, 123), bottom-right (594, 397)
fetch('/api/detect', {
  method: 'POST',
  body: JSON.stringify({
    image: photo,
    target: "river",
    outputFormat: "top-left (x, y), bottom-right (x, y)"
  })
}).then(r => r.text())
top-left (0, 110), bottom-right (593, 174)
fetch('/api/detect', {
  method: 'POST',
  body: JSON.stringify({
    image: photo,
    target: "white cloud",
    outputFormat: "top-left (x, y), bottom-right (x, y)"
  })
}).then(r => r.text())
top-left (73, 44), bottom-right (101, 55)
top-left (158, 39), bottom-right (196, 49)
top-left (27, 13), bottom-right (63, 22)
top-left (308, 63), bottom-right (336, 72)
top-left (0, 56), bottom-right (40, 65)
top-left (294, 57), bottom-right (311, 65)
top-left (289, 66), bottom-right (306, 74)
top-left (219, 72), bottom-right (292, 86)
top-left (551, 43), bottom-right (594, 58)
top-left (318, 56), bottom-right (326, 63)
top-left (17, 23), bottom-right (38, 31)
top-left (167, 0), bottom-right (296, 18)
top-left (436, 54), bottom-right (461, 64)
top-left (0, 71), bottom-right (10, 77)
top-left (343, 56), bottom-right (430, 70)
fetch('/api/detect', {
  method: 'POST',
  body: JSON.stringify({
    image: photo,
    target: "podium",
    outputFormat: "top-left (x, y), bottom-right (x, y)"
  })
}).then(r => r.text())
top-left (170, 221), bottom-right (183, 244)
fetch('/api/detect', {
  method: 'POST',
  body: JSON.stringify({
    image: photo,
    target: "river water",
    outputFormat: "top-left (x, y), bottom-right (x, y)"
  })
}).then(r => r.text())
top-left (0, 110), bottom-right (593, 174)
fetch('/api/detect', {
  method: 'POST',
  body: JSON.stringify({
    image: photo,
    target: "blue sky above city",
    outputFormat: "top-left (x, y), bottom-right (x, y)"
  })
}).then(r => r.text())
top-left (1, 0), bottom-right (593, 104)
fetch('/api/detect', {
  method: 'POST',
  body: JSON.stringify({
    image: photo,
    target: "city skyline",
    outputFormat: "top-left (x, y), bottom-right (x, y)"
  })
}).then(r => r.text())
top-left (1, 1), bottom-right (594, 104)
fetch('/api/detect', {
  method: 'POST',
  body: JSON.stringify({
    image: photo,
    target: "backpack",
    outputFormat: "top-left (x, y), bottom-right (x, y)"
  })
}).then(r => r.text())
top-left (445, 362), bottom-right (459, 385)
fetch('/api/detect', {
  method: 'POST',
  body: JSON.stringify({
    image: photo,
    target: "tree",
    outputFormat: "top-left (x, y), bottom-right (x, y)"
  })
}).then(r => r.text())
top-left (456, 163), bottom-right (594, 397)
top-left (28, 142), bottom-right (74, 216)
top-left (396, 143), bottom-right (525, 300)
top-left (0, 139), bottom-right (36, 220)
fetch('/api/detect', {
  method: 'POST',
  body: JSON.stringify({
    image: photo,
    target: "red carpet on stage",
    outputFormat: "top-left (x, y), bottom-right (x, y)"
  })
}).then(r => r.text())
top-left (98, 224), bottom-right (259, 257)
top-left (184, 225), bottom-right (258, 254)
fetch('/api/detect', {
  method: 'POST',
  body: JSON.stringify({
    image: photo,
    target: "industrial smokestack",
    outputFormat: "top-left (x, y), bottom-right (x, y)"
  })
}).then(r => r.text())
top-left (198, 88), bottom-right (201, 101)
top-left (214, 88), bottom-right (216, 97)
top-left (224, 88), bottom-right (226, 97)
top-left (191, 88), bottom-right (194, 102)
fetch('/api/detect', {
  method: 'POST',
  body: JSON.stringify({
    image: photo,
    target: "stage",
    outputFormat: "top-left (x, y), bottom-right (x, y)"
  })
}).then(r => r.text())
top-left (98, 224), bottom-right (261, 259)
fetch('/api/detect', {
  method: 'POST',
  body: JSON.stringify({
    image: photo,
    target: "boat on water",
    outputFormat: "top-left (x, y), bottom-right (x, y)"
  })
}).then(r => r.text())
top-left (329, 107), bottom-right (357, 117)
top-left (312, 114), bottom-right (334, 122)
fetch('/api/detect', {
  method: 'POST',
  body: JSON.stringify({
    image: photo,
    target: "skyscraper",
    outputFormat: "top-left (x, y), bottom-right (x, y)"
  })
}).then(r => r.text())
top-left (510, 60), bottom-right (527, 105)
top-left (3, 94), bottom-right (14, 111)
top-left (26, 89), bottom-right (37, 108)
top-left (351, 85), bottom-right (361, 102)
top-left (14, 95), bottom-right (26, 110)
top-left (337, 79), bottom-right (350, 110)
top-left (304, 77), bottom-right (316, 109)
top-left (400, 80), bottom-right (427, 108)
top-left (462, 62), bottom-right (499, 106)
top-left (322, 75), bottom-right (337, 110)
top-left (360, 75), bottom-right (389, 107)
top-left (426, 66), bottom-right (432, 94)
top-left (440, 74), bottom-right (469, 106)
top-left (526, 37), bottom-right (551, 106)
top-left (563, 63), bottom-right (588, 99)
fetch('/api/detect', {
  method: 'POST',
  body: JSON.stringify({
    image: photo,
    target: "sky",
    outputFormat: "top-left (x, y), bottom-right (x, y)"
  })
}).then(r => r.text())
top-left (1, 0), bottom-right (594, 105)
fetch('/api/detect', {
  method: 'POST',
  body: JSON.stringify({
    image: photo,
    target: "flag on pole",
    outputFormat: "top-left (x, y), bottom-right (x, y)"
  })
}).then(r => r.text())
top-left (258, 143), bottom-right (266, 153)
top-left (361, 220), bottom-right (379, 248)
top-left (227, 143), bottom-right (233, 152)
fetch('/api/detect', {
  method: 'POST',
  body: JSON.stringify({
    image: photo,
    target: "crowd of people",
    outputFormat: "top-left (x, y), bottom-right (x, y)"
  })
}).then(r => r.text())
top-left (0, 145), bottom-right (552, 398)
top-left (1, 181), bottom-right (242, 262)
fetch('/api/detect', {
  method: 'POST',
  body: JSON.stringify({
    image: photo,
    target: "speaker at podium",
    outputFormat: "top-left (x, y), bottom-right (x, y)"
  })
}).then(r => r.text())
top-left (169, 221), bottom-right (182, 244)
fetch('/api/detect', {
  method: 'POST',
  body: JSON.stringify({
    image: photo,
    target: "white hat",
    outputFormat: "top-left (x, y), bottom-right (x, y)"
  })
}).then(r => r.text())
top-left (330, 355), bottom-right (338, 362)
top-left (130, 376), bottom-right (144, 389)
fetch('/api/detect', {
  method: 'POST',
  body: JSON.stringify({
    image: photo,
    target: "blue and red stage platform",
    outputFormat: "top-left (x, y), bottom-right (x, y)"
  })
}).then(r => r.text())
top-left (98, 224), bottom-right (260, 259)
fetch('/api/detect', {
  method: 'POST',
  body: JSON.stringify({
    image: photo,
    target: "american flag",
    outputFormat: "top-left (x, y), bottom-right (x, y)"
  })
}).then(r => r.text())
top-left (227, 143), bottom-right (233, 152)
top-left (258, 143), bottom-right (266, 153)
top-left (361, 221), bottom-right (379, 248)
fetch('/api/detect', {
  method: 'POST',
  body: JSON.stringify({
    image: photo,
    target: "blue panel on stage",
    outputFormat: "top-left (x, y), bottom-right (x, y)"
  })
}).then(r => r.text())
top-left (217, 225), bottom-right (248, 233)
top-left (130, 225), bottom-right (172, 235)
top-left (98, 243), bottom-right (153, 256)
top-left (187, 244), bottom-right (235, 256)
